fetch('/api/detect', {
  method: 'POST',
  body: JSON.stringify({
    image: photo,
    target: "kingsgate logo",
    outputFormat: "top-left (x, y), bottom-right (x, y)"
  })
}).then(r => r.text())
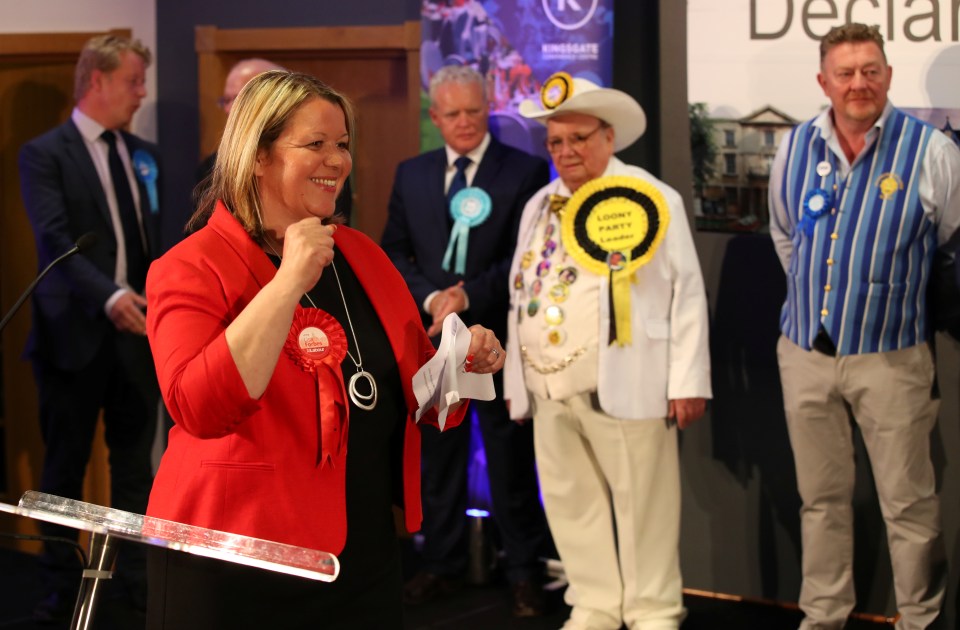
top-left (542, 0), bottom-right (600, 31)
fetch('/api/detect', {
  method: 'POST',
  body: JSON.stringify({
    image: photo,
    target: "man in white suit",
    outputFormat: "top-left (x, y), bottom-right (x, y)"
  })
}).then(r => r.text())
top-left (504, 73), bottom-right (711, 630)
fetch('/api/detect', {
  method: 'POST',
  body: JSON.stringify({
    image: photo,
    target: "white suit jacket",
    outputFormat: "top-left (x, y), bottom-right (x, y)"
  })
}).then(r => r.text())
top-left (504, 157), bottom-right (712, 420)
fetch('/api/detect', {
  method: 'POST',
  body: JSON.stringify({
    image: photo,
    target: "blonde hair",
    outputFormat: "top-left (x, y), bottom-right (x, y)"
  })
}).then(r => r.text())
top-left (189, 70), bottom-right (355, 236)
top-left (74, 34), bottom-right (151, 102)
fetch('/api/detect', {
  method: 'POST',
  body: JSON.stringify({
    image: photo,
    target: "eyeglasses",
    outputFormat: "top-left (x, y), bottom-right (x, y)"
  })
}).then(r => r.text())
top-left (217, 94), bottom-right (237, 110)
top-left (544, 124), bottom-right (606, 155)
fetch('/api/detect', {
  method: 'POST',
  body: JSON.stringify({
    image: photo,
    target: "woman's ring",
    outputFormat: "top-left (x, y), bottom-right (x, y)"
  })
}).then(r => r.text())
top-left (492, 348), bottom-right (501, 359)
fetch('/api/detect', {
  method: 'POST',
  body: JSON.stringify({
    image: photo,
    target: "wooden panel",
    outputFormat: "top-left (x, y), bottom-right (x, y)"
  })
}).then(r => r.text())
top-left (0, 29), bottom-right (129, 59)
top-left (195, 23), bottom-right (421, 242)
top-left (0, 31), bottom-right (125, 550)
top-left (195, 23), bottom-right (419, 53)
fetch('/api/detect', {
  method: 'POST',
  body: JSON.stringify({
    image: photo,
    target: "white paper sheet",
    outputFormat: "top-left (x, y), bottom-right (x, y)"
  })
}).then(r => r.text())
top-left (412, 313), bottom-right (495, 430)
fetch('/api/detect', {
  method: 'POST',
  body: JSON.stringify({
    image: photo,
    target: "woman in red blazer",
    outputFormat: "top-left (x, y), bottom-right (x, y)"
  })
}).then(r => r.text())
top-left (144, 71), bottom-right (505, 629)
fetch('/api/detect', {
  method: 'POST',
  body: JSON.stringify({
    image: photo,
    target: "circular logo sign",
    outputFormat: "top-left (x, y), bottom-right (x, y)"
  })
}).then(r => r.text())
top-left (541, 0), bottom-right (599, 31)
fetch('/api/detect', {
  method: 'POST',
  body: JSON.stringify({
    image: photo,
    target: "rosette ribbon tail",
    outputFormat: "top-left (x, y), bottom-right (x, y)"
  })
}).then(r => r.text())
top-left (145, 182), bottom-right (159, 216)
top-left (316, 362), bottom-right (349, 469)
top-left (441, 220), bottom-right (470, 275)
top-left (608, 265), bottom-right (633, 347)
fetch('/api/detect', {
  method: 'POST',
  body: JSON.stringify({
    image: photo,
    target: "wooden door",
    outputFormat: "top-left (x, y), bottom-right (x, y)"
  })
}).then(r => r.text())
top-left (0, 30), bottom-right (127, 551)
top-left (195, 23), bottom-right (422, 242)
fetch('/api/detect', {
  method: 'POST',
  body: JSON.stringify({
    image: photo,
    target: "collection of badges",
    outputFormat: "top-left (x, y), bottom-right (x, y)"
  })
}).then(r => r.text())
top-left (514, 202), bottom-right (579, 347)
top-left (514, 176), bottom-right (671, 349)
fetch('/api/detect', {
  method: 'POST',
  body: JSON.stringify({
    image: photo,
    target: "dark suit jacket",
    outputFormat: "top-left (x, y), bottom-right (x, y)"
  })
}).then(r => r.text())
top-left (381, 137), bottom-right (549, 340)
top-left (18, 119), bottom-right (161, 372)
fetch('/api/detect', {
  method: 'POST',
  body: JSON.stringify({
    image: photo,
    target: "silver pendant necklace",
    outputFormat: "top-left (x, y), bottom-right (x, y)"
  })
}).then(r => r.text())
top-left (265, 238), bottom-right (378, 410)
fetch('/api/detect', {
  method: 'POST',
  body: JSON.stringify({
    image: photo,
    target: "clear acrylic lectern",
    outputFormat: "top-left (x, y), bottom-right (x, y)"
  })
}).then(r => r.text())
top-left (0, 491), bottom-right (339, 630)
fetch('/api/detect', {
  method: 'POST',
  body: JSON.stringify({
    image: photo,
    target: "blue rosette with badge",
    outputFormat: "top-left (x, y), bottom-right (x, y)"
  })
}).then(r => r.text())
top-left (799, 188), bottom-right (831, 237)
top-left (132, 149), bottom-right (159, 215)
top-left (442, 187), bottom-right (492, 275)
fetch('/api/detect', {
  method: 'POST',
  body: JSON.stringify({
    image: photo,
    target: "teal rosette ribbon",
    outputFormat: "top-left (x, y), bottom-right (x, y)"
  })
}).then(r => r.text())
top-left (132, 150), bottom-right (159, 215)
top-left (798, 188), bottom-right (831, 237)
top-left (442, 187), bottom-right (492, 275)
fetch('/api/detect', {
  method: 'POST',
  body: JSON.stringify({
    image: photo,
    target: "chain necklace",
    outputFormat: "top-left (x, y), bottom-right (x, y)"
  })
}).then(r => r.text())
top-left (264, 237), bottom-right (378, 410)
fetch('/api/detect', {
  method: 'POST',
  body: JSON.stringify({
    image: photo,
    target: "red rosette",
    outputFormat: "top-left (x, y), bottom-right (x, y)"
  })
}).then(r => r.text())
top-left (283, 308), bottom-right (350, 468)
top-left (285, 308), bottom-right (348, 371)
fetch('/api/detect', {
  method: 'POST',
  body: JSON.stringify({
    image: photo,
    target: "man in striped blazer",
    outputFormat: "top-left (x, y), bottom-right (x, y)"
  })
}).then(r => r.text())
top-left (769, 23), bottom-right (960, 630)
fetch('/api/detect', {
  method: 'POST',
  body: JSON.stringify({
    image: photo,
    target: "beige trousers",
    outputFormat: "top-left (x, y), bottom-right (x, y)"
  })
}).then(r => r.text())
top-left (532, 392), bottom-right (684, 630)
top-left (776, 336), bottom-right (945, 630)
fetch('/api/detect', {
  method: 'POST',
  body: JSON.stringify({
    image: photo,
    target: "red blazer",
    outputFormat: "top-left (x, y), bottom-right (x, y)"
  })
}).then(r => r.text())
top-left (145, 203), bottom-right (464, 554)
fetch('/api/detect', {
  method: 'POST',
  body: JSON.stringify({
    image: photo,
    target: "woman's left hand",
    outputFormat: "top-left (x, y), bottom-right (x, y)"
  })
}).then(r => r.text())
top-left (464, 325), bottom-right (505, 374)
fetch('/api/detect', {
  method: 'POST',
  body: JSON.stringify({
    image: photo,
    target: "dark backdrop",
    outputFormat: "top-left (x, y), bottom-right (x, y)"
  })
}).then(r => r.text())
top-left (154, 1), bottom-right (659, 252)
top-left (155, 1), bottom-right (940, 623)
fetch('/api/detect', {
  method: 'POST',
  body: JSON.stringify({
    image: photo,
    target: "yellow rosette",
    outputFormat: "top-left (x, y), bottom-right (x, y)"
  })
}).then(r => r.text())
top-left (560, 175), bottom-right (670, 346)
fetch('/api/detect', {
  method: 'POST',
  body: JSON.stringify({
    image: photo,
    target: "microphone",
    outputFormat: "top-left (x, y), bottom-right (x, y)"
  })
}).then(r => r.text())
top-left (0, 232), bottom-right (98, 334)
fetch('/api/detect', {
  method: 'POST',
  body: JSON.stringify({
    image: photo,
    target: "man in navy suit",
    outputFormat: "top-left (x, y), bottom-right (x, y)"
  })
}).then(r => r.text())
top-left (381, 65), bottom-right (551, 617)
top-left (18, 34), bottom-right (160, 621)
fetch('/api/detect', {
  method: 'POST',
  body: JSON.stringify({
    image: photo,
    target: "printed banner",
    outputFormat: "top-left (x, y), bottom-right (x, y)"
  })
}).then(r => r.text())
top-left (420, 0), bottom-right (614, 159)
top-left (687, 0), bottom-right (960, 232)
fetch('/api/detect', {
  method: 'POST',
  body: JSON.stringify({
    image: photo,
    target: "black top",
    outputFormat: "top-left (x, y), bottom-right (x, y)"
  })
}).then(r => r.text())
top-left (271, 249), bottom-right (405, 602)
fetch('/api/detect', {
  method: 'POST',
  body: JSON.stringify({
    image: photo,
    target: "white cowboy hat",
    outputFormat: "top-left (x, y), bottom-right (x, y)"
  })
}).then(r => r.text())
top-left (519, 72), bottom-right (646, 152)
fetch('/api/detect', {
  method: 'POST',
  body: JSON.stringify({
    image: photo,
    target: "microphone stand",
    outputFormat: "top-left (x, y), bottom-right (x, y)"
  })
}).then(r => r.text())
top-left (0, 234), bottom-right (97, 334)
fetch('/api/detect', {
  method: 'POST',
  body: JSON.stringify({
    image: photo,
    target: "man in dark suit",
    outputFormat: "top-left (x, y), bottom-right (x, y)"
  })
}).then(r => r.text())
top-left (194, 58), bottom-right (285, 189)
top-left (18, 34), bottom-right (161, 621)
top-left (381, 65), bottom-right (551, 617)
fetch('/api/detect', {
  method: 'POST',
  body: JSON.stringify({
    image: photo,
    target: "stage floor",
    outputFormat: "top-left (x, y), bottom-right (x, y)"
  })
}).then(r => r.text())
top-left (0, 543), bottom-right (893, 629)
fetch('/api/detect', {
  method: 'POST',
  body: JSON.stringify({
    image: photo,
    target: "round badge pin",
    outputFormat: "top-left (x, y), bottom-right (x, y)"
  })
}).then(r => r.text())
top-left (541, 239), bottom-right (557, 258)
top-left (558, 267), bottom-right (578, 285)
top-left (540, 71), bottom-right (574, 110)
top-left (544, 304), bottom-right (565, 326)
top-left (527, 298), bottom-right (541, 317)
top-left (549, 283), bottom-right (569, 303)
top-left (816, 161), bottom-right (832, 177)
top-left (531, 279), bottom-right (543, 296)
top-left (607, 251), bottom-right (627, 271)
top-left (536, 260), bottom-right (551, 277)
top-left (298, 327), bottom-right (331, 356)
top-left (546, 328), bottom-right (566, 346)
top-left (521, 251), bottom-right (534, 269)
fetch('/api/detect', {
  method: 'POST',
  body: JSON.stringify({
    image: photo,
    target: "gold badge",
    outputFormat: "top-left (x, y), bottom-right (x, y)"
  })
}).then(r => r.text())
top-left (548, 283), bottom-right (569, 303)
top-left (544, 304), bottom-right (565, 326)
top-left (546, 328), bottom-right (566, 346)
top-left (540, 72), bottom-right (574, 110)
top-left (876, 173), bottom-right (903, 200)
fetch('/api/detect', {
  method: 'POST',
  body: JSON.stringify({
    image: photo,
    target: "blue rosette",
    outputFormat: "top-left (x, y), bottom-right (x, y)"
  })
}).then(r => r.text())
top-left (798, 188), bottom-right (831, 237)
top-left (132, 149), bottom-right (159, 215)
top-left (442, 187), bottom-right (492, 275)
